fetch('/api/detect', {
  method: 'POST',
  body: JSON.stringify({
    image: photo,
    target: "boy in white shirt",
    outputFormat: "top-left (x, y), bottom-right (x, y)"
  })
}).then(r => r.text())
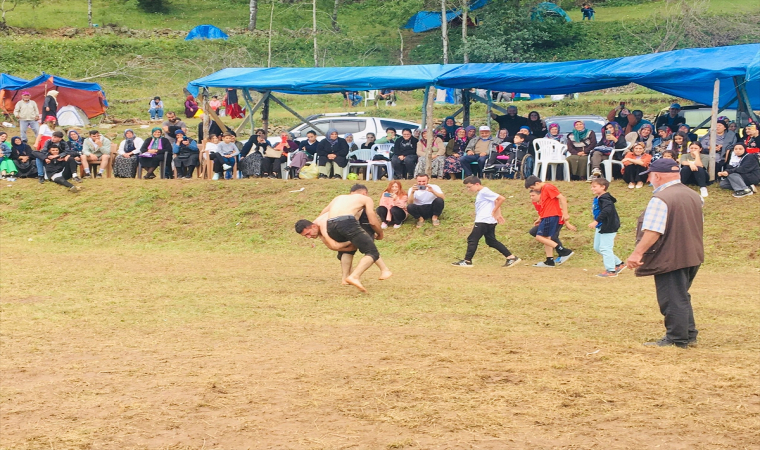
top-left (452, 176), bottom-right (521, 268)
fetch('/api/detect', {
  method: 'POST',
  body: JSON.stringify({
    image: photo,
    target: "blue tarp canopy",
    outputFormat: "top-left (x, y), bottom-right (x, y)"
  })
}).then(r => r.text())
top-left (530, 2), bottom-right (571, 22)
top-left (0, 74), bottom-right (29, 91)
top-left (404, 0), bottom-right (490, 33)
top-left (187, 44), bottom-right (760, 109)
top-left (185, 25), bottom-right (228, 41)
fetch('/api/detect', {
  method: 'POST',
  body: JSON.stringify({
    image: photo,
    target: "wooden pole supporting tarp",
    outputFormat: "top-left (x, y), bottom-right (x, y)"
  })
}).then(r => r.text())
top-left (462, 89), bottom-right (471, 127)
top-left (424, 86), bottom-right (437, 177)
top-left (709, 79), bottom-right (719, 181)
top-left (420, 86), bottom-right (430, 131)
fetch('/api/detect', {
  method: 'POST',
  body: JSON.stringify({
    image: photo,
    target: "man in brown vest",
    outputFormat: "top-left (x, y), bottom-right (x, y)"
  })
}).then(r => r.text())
top-left (626, 158), bottom-right (704, 348)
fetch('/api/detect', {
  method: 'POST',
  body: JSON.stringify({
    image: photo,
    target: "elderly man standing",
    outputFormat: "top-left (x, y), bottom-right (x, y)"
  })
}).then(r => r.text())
top-left (81, 130), bottom-right (112, 178)
top-left (460, 126), bottom-right (498, 177)
top-left (627, 158), bottom-right (704, 349)
top-left (13, 91), bottom-right (40, 143)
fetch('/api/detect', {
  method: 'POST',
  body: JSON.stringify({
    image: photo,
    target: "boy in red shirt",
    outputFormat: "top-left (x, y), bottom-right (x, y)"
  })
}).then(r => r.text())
top-left (528, 189), bottom-right (577, 258)
top-left (524, 175), bottom-right (574, 267)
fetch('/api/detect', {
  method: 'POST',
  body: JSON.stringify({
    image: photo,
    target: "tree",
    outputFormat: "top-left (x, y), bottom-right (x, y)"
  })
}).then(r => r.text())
top-left (88, 0), bottom-right (92, 27)
top-left (440, 0), bottom-right (448, 64)
top-left (461, 0), bottom-right (468, 63)
top-left (331, 0), bottom-right (339, 32)
top-left (248, 0), bottom-right (257, 31)
top-left (312, 0), bottom-right (318, 67)
top-left (0, 0), bottom-right (18, 25)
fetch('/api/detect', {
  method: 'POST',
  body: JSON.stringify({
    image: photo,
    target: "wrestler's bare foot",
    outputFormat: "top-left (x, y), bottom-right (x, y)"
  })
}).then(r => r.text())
top-left (379, 270), bottom-right (393, 280)
top-left (345, 276), bottom-right (367, 293)
top-left (341, 279), bottom-right (350, 286)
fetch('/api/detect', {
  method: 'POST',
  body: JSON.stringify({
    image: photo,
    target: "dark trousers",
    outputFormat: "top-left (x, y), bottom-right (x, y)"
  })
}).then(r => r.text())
top-left (654, 265), bottom-right (700, 345)
top-left (211, 153), bottom-right (236, 174)
top-left (529, 223), bottom-right (563, 247)
top-left (460, 154), bottom-right (488, 176)
top-left (176, 165), bottom-right (195, 178)
top-left (465, 222), bottom-right (512, 261)
top-left (623, 164), bottom-right (648, 183)
top-left (680, 166), bottom-right (708, 188)
top-left (407, 197), bottom-right (444, 220)
top-left (392, 155), bottom-right (418, 179)
top-left (262, 157), bottom-right (281, 177)
top-left (376, 206), bottom-right (407, 225)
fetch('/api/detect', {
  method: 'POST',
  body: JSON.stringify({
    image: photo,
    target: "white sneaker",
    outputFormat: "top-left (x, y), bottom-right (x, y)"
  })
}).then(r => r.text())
top-left (212, 173), bottom-right (220, 180)
top-left (381, 222), bottom-right (388, 229)
top-left (393, 224), bottom-right (402, 229)
top-left (700, 187), bottom-right (708, 197)
top-left (6, 177), bottom-right (16, 182)
top-left (222, 164), bottom-right (232, 170)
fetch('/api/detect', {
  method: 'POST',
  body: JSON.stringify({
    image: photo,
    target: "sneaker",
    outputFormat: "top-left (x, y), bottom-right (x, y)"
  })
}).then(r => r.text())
top-left (628, 183), bottom-right (635, 189)
top-left (503, 257), bottom-right (521, 268)
top-left (393, 224), bottom-right (402, 229)
top-left (596, 271), bottom-right (618, 278)
top-left (614, 262), bottom-right (627, 274)
top-left (69, 185), bottom-right (82, 193)
top-left (381, 222), bottom-right (388, 229)
top-left (451, 260), bottom-right (473, 267)
top-left (532, 261), bottom-right (555, 268)
top-left (95, 172), bottom-right (103, 178)
top-left (699, 187), bottom-right (708, 197)
top-left (643, 338), bottom-right (688, 349)
top-left (591, 168), bottom-right (602, 178)
top-left (6, 176), bottom-right (16, 182)
top-left (38, 177), bottom-right (45, 184)
top-left (212, 173), bottom-right (220, 180)
top-left (555, 250), bottom-right (574, 264)
top-left (733, 188), bottom-right (753, 198)
top-left (222, 164), bottom-right (232, 171)
top-left (225, 170), bottom-right (233, 180)
top-left (416, 218), bottom-right (424, 228)
top-left (73, 176), bottom-right (83, 183)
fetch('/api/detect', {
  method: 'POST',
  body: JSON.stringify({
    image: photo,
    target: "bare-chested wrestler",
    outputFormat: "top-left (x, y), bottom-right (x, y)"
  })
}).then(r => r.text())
top-left (295, 184), bottom-right (392, 292)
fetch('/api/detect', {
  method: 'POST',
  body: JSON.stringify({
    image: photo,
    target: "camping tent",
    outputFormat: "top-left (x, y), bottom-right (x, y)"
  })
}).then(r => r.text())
top-left (57, 105), bottom-right (90, 127)
top-left (530, 2), bottom-right (571, 22)
top-left (0, 74), bottom-right (29, 115)
top-left (1, 73), bottom-right (108, 119)
top-left (185, 25), bottom-right (228, 41)
top-left (404, 0), bottom-right (489, 33)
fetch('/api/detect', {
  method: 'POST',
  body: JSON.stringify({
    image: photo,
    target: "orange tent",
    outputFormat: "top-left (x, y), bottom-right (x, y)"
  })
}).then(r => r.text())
top-left (1, 73), bottom-right (108, 119)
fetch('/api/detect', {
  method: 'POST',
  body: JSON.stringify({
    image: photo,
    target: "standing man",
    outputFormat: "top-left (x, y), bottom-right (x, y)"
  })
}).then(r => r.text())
top-left (626, 158), bottom-right (704, 349)
top-left (491, 105), bottom-right (527, 138)
top-left (13, 91), bottom-right (40, 143)
top-left (407, 173), bottom-right (445, 228)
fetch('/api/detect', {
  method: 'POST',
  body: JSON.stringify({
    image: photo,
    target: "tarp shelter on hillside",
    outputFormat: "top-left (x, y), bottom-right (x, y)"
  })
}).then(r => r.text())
top-left (1, 73), bottom-right (108, 119)
top-left (403, 0), bottom-right (489, 33)
top-left (185, 25), bottom-right (228, 41)
top-left (530, 2), bottom-right (571, 22)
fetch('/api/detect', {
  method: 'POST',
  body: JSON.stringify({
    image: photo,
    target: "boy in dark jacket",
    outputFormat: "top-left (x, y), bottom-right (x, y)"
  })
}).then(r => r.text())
top-left (588, 178), bottom-right (623, 277)
top-left (32, 142), bottom-right (82, 193)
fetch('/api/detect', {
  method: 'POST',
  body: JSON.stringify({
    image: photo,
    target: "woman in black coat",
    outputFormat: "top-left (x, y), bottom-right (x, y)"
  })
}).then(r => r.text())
top-left (391, 128), bottom-right (419, 180)
top-left (10, 136), bottom-right (38, 178)
top-left (316, 128), bottom-right (349, 179)
top-left (138, 127), bottom-right (172, 179)
top-left (717, 143), bottom-right (760, 198)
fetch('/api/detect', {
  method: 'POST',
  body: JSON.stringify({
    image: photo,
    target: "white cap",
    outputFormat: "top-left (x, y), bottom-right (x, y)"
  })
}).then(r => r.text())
top-left (479, 126), bottom-right (490, 132)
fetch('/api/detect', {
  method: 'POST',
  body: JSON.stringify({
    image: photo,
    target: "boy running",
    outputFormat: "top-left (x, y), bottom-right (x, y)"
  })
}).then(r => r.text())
top-left (524, 175), bottom-right (574, 267)
top-left (528, 189), bottom-right (577, 252)
top-left (588, 177), bottom-right (625, 277)
top-left (452, 176), bottom-right (521, 268)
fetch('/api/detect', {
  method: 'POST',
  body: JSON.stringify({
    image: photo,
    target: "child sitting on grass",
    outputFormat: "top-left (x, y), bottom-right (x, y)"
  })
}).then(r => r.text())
top-left (524, 175), bottom-right (574, 267)
top-left (588, 177), bottom-right (625, 278)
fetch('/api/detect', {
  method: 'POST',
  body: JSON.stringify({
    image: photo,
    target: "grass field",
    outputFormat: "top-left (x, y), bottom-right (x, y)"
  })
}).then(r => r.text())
top-left (1, 177), bottom-right (759, 448)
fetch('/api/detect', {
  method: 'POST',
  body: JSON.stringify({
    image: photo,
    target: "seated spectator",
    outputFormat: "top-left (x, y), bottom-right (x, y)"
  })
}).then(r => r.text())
top-left (317, 129), bottom-right (349, 179)
top-left (491, 105), bottom-right (527, 137)
top-left (10, 136), bottom-right (37, 178)
top-left (201, 133), bottom-right (219, 176)
top-left (700, 116), bottom-right (737, 173)
top-left (361, 132), bottom-right (376, 150)
top-left (0, 132), bottom-right (17, 180)
top-left (376, 180), bottom-right (408, 229)
top-left (651, 125), bottom-right (673, 159)
top-left (677, 124), bottom-right (698, 142)
top-left (660, 149), bottom-right (678, 161)
top-left (461, 126), bottom-right (497, 177)
top-left (81, 130), bottom-right (112, 178)
top-left (40, 130), bottom-right (82, 183)
top-left (172, 130), bottom-right (199, 179)
top-left (139, 127), bottom-right (172, 179)
top-left (376, 127), bottom-right (397, 144)
top-left (465, 125), bottom-right (477, 141)
top-left (184, 95), bottom-right (199, 119)
top-left (345, 133), bottom-right (359, 152)
top-left (31, 137), bottom-right (82, 193)
top-left (343, 91), bottom-right (362, 107)
top-left (444, 127), bottom-right (467, 179)
top-left (392, 128), bottom-right (419, 180)
top-left (265, 131), bottom-right (297, 178)
top-left (240, 129), bottom-right (263, 157)
top-left (545, 123), bottom-right (567, 145)
top-left (680, 141), bottom-right (709, 198)
top-left (606, 104), bottom-right (639, 134)
top-left (149, 96), bottom-right (164, 120)
top-left (526, 111), bottom-right (547, 138)
top-left (415, 128), bottom-right (446, 178)
top-left (67, 130), bottom-right (84, 157)
top-left (621, 142), bottom-right (652, 189)
top-left (211, 132), bottom-right (240, 180)
top-left (33, 116), bottom-right (57, 151)
top-left (484, 133), bottom-right (529, 179)
top-left (566, 120), bottom-right (597, 181)
top-left (495, 128), bottom-right (509, 144)
top-left (629, 123), bottom-right (654, 153)
top-left (515, 126), bottom-right (536, 147)
top-left (742, 124), bottom-right (759, 154)
top-left (442, 116), bottom-right (458, 141)
top-left (239, 133), bottom-right (267, 179)
top-left (728, 121), bottom-right (738, 133)
top-left (666, 131), bottom-right (689, 157)
top-left (589, 122), bottom-right (626, 179)
top-left (162, 111), bottom-right (188, 145)
top-left (113, 129), bottom-right (144, 178)
top-left (407, 173), bottom-right (445, 228)
top-left (655, 103), bottom-right (685, 133)
top-left (209, 95), bottom-right (221, 114)
top-left (377, 89), bottom-right (395, 106)
top-left (629, 110), bottom-right (652, 132)
top-left (717, 143), bottom-right (759, 198)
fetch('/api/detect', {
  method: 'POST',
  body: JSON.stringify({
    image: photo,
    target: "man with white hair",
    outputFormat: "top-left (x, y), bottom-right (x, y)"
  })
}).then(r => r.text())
top-left (460, 126), bottom-right (498, 177)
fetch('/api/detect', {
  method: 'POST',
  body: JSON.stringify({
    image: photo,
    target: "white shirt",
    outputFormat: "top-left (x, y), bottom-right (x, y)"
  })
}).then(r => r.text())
top-left (408, 184), bottom-right (443, 205)
top-left (205, 142), bottom-right (219, 154)
top-left (474, 187), bottom-right (499, 224)
top-left (118, 137), bottom-right (144, 155)
top-left (38, 124), bottom-right (54, 138)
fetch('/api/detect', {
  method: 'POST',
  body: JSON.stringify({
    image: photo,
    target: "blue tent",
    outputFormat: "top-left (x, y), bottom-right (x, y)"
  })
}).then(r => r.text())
top-left (530, 2), bottom-right (571, 22)
top-left (404, 0), bottom-right (490, 33)
top-left (186, 44), bottom-right (760, 110)
top-left (185, 25), bottom-right (228, 41)
top-left (0, 74), bottom-right (29, 91)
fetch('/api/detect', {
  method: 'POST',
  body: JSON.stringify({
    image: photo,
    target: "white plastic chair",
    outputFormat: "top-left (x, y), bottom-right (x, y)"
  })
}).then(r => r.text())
top-left (370, 144), bottom-right (394, 180)
top-left (533, 138), bottom-right (570, 181)
top-left (587, 140), bottom-right (634, 181)
top-left (343, 149), bottom-right (377, 180)
top-left (365, 90), bottom-right (377, 107)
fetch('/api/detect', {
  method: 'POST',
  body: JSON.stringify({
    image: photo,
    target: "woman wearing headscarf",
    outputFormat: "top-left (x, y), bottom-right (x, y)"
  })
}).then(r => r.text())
top-left (465, 125), bottom-right (477, 141)
top-left (224, 88), bottom-right (244, 119)
top-left (0, 132), bottom-right (17, 180)
top-left (138, 127), bottom-right (171, 179)
top-left (184, 95), bottom-right (199, 119)
top-left (589, 121), bottom-right (627, 179)
top-left (345, 133), bottom-right (359, 152)
top-left (632, 123), bottom-right (654, 153)
top-left (414, 128), bottom-right (447, 178)
top-left (565, 120), bottom-right (597, 180)
top-left (67, 130), bottom-right (84, 156)
top-left (444, 127), bottom-right (468, 179)
top-left (495, 128), bottom-right (510, 144)
top-left (317, 128), bottom-right (349, 179)
top-left (526, 111), bottom-right (547, 138)
top-left (442, 116), bottom-right (458, 141)
top-left (43, 90), bottom-right (59, 118)
top-left (172, 129), bottom-right (199, 179)
top-left (717, 143), bottom-right (760, 197)
top-left (700, 116), bottom-right (738, 173)
top-left (392, 128), bottom-right (419, 180)
top-left (114, 129), bottom-right (144, 178)
top-left (10, 136), bottom-right (37, 178)
top-left (545, 123), bottom-right (567, 145)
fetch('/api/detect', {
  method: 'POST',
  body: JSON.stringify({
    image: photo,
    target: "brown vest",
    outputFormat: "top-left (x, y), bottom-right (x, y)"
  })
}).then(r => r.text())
top-left (635, 183), bottom-right (704, 277)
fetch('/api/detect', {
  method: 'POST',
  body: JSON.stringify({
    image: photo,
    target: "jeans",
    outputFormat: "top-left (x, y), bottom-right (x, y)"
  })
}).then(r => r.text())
top-left (35, 158), bottom-right (45, 177)
top-left (460, 154), bottom-right (488, 176)
top-left (593, 229), bottom-right (621, 272)
top-left (654, 265), bottom-right (700, 345)
top-left (19, 120), bottom-right (39, 142)
top-left (348, 94), bottom-right (363, 106)
top-left (464, 222), bottom-right (512, 261)
top-left (149, 107), bottom-right (164, 119)
top-left (719, 172), bottom-right (749, 191)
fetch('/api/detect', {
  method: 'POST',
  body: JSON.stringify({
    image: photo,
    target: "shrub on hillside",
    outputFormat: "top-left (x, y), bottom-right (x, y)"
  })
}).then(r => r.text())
top-left (136, 0), bottom-right (164, 13)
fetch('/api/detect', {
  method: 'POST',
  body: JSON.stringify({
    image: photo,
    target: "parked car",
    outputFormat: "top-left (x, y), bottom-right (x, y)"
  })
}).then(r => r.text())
top-left (275, 112), bottom-right (420, 147)
top-left (652, 105), bottom-right (739, 137)
top-left (542, 115), bottom-right (606, 139)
